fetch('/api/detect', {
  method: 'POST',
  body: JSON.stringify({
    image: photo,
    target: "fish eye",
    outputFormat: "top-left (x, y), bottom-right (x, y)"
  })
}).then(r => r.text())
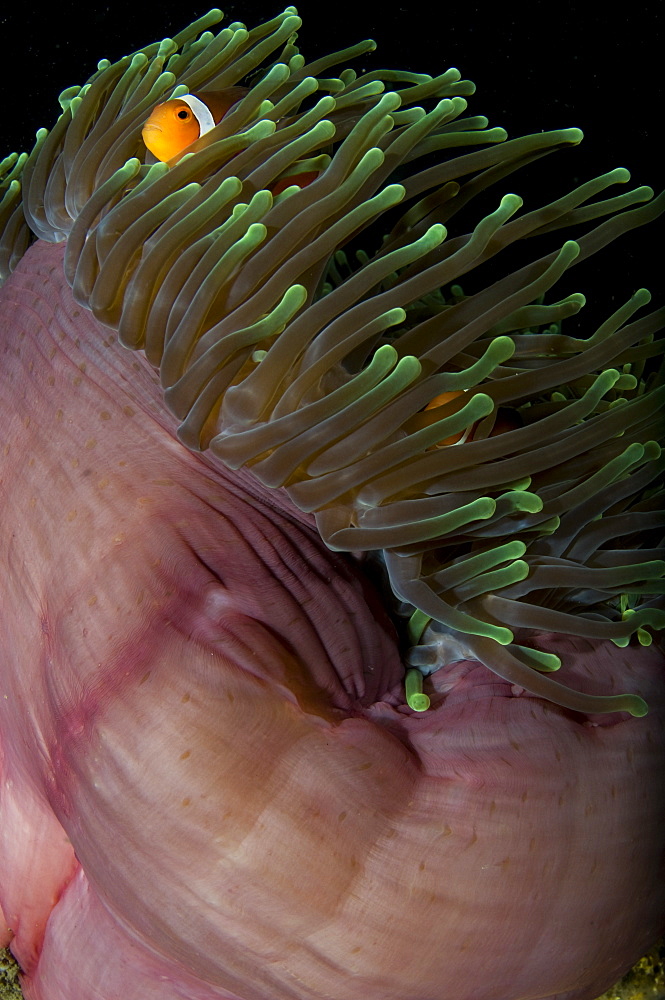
top-left (176, 108), bottom-right (191, 120)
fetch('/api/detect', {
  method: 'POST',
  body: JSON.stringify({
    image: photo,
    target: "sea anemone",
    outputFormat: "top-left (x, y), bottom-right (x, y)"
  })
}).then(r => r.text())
top-left (0, 7), bottom-right (663, 1000)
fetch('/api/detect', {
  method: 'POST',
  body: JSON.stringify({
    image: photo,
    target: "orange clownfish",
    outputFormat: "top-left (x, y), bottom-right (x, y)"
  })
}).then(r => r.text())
top-left (424, 391), bottom-right (473, 447)
top-left (419, 391), bottom-right (521, 448)
top-left (141, 89), bottom-right (321, 195)
top-left (141, 88), bottom-right (248, 162)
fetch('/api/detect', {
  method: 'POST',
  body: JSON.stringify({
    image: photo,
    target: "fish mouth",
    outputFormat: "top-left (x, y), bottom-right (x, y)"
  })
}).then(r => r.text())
top-left (142, 123), bottom-right (162, 134)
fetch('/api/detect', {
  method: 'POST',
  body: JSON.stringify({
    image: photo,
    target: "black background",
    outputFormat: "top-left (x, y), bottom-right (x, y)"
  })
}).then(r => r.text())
top-left (3, 1), bottom-right (662, 324)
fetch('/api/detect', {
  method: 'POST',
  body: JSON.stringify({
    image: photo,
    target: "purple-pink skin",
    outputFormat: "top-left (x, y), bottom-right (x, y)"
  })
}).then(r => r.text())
top-left (0, 240), bottom-right (663, 1000)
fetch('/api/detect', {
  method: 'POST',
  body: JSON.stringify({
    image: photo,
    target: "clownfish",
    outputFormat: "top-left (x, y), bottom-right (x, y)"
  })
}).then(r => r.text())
top-left (141, 89), bottom-right (321, 195)
top-left (424, 390), bottom-right (473, 447)
top-left (141, 88), bottom-right (248, 162)
top-left (421, 390), bottom-right (521, 447)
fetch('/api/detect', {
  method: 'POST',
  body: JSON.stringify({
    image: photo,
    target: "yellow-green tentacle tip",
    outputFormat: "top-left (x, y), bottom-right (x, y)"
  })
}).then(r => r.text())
top-left (636, 628), bottom-right (653, 646)
top-left (407, 609), bottom-right (431, 645)
top-left (405, 669), bottom-right (430, 712)
top-left (610, 635), bottom-right (631, 648)
top-left (513, 645), bottom-right (561, 672)
top-left (624, 695), bottom-right (649, 718)
top-left (532, 516), bottom-right (560, 536)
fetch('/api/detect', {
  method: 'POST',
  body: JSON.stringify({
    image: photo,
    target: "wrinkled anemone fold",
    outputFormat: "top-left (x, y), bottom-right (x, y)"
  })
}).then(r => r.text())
top-left (1, 3), bottom-right (663, 718)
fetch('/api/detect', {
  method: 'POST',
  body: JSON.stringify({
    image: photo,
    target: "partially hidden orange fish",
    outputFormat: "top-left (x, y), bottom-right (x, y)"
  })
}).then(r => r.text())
top-left (421, 391), bottom-right (521, 447)
top-left (142, 88), bottom-right (248, 161)
top-left (141, 89), bottom-right (320, 195)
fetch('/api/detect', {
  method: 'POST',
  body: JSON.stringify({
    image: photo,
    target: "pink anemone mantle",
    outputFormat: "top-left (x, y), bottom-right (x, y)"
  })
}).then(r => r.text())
top-left (0, 240), bottom-right (663, 998)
